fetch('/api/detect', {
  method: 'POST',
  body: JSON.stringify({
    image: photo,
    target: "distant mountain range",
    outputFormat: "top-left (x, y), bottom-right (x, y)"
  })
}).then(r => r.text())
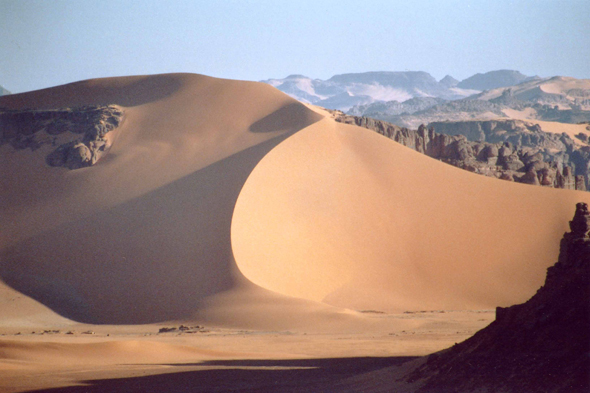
top-left (264, 71), bottom-right (590, 128)
top-left (358, 76), bottom-right (590, 128)
top-left (262, 69), bottom-right (538, 111)
top-left (263, 71), bottom-right (482, 111)
top-left (0, 85), bottom-right (10, 96)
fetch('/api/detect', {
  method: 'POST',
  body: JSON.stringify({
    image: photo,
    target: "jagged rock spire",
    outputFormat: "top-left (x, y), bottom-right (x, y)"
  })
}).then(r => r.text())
top-left (569, 202), bottom-right (590, 238)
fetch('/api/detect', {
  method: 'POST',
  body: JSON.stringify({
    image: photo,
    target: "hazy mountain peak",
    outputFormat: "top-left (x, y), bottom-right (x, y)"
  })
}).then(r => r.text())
top-left (457, 70), bottom-right (531, 90)
top-left (439, 75), bottom-right (459, 88)
top-left (0, 85), bottom-right (10, 96)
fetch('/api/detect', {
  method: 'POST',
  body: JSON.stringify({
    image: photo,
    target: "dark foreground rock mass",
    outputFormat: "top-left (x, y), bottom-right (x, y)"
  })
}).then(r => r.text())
top-left (0, 105), bottom-right (124, 169)
top-left (401, 203), bottom-right (590, 392)
top-left (331, 111), bottom-right (587, 191)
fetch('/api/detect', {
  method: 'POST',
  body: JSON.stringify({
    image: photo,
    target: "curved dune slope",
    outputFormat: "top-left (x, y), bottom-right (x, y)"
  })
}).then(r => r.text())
top-left (0, 73), bottom-right (368, 331)
top-left (232, 117), bottom-right (590, 312)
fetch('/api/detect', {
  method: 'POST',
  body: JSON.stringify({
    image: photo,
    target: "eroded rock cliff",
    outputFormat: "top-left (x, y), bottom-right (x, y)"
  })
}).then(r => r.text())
top-left (331, 111), bottom-right (587, 191)
top-left (0, 105), bottom-right (124, 169)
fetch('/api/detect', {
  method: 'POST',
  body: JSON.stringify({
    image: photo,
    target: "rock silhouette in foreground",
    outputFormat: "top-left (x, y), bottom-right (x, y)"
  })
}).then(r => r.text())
top-left (0, 105), bottom-right (124, 169)
top-left (401, 203), bottom-right (590, 392)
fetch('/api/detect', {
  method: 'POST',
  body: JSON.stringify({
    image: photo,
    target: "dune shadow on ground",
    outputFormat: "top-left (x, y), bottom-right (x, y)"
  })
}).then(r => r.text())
top-left (0, 129), bottom-right (300, 324)
top-left (23, 356), bottom-right (418, 393)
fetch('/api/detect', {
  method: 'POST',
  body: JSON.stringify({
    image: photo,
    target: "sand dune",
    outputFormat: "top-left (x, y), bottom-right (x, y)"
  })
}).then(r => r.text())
top-left (1, 73), bottom-right (370, 332)
top-left (2, 72), bottom-right (589, 331)
top-left (232, 119), bottom-right (590, 312)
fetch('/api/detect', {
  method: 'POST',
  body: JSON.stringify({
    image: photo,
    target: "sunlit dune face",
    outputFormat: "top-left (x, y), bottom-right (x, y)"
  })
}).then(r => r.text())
top-left (232, 119), bottom-right (590, 312)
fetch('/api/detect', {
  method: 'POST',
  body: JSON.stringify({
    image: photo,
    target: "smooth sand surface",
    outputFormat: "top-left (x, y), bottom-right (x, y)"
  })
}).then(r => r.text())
top-left (232, 117), bottom-right (590, 311)
top-left (1, 73), bottom-right (588, 391)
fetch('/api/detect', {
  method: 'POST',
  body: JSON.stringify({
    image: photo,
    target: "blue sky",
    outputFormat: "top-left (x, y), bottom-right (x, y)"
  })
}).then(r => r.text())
top-left (1, 0), bottom-right (589, 93)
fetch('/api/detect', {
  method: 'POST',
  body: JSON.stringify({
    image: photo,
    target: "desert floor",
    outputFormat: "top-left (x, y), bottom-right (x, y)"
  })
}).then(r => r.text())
top-left (0, 310), bottom-right (494, 392)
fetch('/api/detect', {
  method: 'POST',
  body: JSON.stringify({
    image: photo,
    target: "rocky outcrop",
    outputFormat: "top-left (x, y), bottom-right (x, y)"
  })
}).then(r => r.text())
top-left (331, 111), bottom-right (587, 191)
top-left (0, 105), bottom-right (124, 169)
top-left (402, 203), bottom-right (590, 392)
top-left (428, 119), bottom-right (567, 148)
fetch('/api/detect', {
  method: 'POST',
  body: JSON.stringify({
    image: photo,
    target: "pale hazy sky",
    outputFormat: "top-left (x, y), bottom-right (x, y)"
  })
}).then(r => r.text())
top-left (1, 0), bottom-right (589, 93)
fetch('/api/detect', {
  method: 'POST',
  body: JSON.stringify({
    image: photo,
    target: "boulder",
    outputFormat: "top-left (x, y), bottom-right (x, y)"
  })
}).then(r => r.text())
top-left (519, 170), bottom-right (540, 185)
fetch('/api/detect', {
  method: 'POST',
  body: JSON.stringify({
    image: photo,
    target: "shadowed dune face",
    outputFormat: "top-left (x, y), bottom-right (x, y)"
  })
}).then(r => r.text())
top-left (0, 135), bottom-right (291, 323)
top-left (232, 120), bottom-right (590, 312)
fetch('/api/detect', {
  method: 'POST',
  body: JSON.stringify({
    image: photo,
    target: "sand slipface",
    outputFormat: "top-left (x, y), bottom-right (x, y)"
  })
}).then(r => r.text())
top-left (1, 72), bottom-right (589, 331)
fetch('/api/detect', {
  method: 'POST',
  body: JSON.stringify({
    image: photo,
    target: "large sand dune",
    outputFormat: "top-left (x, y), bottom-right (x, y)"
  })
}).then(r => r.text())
top-left (1, 73), bottom-right (589, 332)
top-left (0, 73), bottom-right (368, 332)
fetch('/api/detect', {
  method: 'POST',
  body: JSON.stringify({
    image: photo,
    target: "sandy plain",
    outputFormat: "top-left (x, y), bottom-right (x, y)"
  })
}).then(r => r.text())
top-left (1, 73), bottom-right (588, 392)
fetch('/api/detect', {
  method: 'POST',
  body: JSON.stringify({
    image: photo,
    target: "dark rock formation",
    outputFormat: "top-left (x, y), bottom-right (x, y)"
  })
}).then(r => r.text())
top-left (429, 120), bottom-right (566, 149)
top-left (0, 105), bottom-right (124, 169)
top-left (402, 203), bottom-right (590, 392)
top-left (330, 111), bottom-right (587, 191)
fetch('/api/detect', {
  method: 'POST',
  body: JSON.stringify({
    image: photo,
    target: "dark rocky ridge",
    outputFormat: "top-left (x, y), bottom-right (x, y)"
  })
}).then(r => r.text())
top-left (0, 105), bottom-right (124, 169)
top-left (429, 120), bottom-right (590, 187)
top-left (401, 202), bottom-right (590, 392)
top-left (331, 111), bottom-right (587, 191)
top-left (429, 119), bottom-right (568, 147)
